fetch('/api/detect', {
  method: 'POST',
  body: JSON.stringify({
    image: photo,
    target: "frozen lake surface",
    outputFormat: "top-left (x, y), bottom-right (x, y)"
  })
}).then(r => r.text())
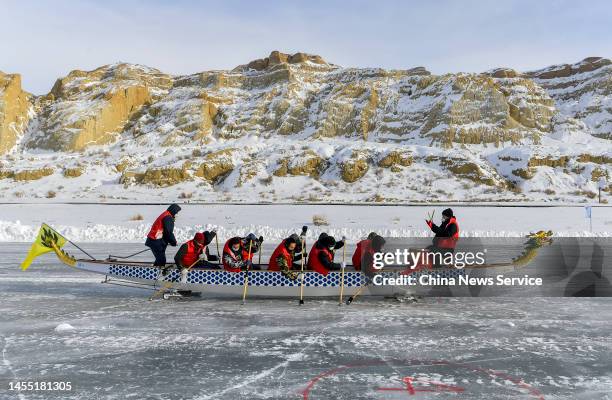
top-left (1, 243), bottom-right (611, 399)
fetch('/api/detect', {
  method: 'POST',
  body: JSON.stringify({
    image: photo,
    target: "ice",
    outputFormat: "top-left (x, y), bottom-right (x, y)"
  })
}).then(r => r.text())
top-left (1, 242), bottom-right (611, 399)
top-left (54, 323), bottom-right (75, 333)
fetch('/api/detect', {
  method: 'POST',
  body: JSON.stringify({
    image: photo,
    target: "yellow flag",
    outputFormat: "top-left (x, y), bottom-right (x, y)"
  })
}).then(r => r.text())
top-left (21, 224), bottom-right (67, 271)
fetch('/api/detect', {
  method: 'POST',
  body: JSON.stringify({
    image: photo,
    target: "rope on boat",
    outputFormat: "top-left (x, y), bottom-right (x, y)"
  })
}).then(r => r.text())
top-left (68, 240), bottom-right (95, 260)
top-left (108, 248), bottom-right (150, 260)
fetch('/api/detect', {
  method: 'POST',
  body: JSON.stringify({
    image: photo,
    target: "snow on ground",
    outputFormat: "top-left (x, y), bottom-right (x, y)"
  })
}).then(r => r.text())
top-left (0, 244), bottom-right (611, 399)
top-left (0, 204), bottom-right (611, 243)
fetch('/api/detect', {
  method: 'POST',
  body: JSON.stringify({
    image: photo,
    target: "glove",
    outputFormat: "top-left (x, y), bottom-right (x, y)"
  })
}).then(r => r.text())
top-left (301, 225), bottom-right (308, 234)
top-left (341, 236), bottom-right (347, 242)
top-left (210, 230), bottom-right (217, 238)
top-left (426, 220), bottom-right (433, 228)
top-left (258, 236), bottom-right (264, 243)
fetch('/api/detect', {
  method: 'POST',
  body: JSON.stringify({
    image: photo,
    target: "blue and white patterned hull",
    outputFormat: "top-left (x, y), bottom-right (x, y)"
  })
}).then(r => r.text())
top-left (75, 259), bottom-right (466, 298)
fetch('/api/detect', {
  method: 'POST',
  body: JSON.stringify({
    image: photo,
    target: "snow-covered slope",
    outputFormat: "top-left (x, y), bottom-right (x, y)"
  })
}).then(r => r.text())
top-left (0, 52), bottom-right (611, 203)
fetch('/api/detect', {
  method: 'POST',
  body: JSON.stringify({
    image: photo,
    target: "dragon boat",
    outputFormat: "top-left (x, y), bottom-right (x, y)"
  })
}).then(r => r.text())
top-left (20, 224), bottom-right (553, 300)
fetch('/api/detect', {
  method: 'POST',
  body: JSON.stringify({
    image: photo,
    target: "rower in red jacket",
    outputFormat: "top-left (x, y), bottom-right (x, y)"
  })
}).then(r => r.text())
top-left (174, 231), bottom-right (219, 270)
top-left (426, 208), bottom-right (459, 250)
top-left (307, 233), bottom-right (345, 276)
top-left (222, 234), bottom-right (263, 272)
top-left (268, 226), bottom-right (308, 280)
top-left (352, 233), bottom-right (386, 273)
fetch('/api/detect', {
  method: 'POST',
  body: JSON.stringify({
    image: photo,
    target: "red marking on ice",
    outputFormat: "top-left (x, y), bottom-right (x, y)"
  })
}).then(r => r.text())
top-left (301, 359), bottom-right (545, 400)
top-left (377, 376), bottom-right (465, 395)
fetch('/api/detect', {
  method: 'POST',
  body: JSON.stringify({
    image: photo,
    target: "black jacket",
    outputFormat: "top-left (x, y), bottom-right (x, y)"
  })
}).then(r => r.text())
top-left (161, 215), bottom-right (177, 246)
top-left (315, 242), bottom-right (342, 270)
top-left (430, 219), bottom-right (458, 238)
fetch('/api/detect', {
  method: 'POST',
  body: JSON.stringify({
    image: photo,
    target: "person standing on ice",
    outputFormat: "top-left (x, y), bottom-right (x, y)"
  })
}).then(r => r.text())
top-left (268, 226), bottom-right (308, 279)
top-left (174, 231), bottom-right (219, 271)
top-left (426, 208), bottom-right (459, 251)
top-left (145, 204), bottom-right (181, 268)
top-left (307, 233), bottom-right (345, 275)
top-left (352, 233), bottom-right (386, 273)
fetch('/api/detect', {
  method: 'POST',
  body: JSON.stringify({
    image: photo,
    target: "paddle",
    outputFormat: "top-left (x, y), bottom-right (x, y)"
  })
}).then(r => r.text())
top-left (241, 240), bottom-right (253, 305)
top-left (338, 237), bottom-right (346, 306)
top-left (347, 245), bottom-right (386, 305)
top-left (258, 237), bottom-right (263, 267)
top-left (215, 229), bottom-right (221, 263)
top-left (298, 237), bottom-right (306, 305)
top-left (347, 261), bottom-right (380, 305)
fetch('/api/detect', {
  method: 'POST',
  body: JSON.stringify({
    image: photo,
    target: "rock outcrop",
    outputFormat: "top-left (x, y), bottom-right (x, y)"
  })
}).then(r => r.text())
top-left (0, 72), bottom-right (30, 154)
top-left (29, 63), bottom-right (172, 151)
top-left (528, 57), bottom-right (612, 139)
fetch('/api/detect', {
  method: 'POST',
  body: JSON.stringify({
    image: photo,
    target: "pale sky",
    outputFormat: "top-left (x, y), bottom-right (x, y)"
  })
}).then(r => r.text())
top-left (1, 0), bottom-right (611, 94)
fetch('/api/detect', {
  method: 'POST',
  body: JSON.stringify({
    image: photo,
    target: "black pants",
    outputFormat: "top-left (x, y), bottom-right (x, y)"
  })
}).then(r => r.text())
top-left (146, 238), bottom-right (167, 266)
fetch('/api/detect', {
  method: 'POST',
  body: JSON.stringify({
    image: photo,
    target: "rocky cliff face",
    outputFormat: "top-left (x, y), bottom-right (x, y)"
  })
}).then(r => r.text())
top-left (28, 64), bottom-right (172, 151)
top-left (0, 52), bottom-right (610, 203)
top-left (0, 72), bottom-right (31, 154)
top-left (528, 57), bottom-right (612, 139)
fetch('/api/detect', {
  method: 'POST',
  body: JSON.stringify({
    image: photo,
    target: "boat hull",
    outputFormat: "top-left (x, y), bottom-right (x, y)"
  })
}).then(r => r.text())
top-left (76, 259), bottom-right (465, 298)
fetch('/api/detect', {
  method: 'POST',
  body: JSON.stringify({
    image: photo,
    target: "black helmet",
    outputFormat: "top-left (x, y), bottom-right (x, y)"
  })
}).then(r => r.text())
top-left (442, 208), bottom-right (454, 218)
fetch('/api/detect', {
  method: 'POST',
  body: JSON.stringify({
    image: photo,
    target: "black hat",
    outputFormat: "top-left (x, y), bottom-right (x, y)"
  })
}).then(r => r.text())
top-left (367, 232), bottom-right (377, 240)
top-left (372, 235), bottom-right (386, 251)
top-left (285, 236), bottom-right (297, 247)
top-left (442, 208), bottom-right (454, 218)
top-left (322, 235), bottom-right (336, 248)
top-left (167, 203), bottom-right (181, 216)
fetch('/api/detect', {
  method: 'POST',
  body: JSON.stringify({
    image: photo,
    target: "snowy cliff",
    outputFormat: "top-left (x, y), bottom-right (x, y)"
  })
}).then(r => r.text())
top-left (0, 52), bottom-right (611, 203)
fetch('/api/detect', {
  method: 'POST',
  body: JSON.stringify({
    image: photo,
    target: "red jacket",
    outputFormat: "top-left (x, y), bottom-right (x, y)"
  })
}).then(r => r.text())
top-left (268, 240), bottom-right (293, 271)
top-left (222, 239), bottom-right (243, 272)
top-left (147, 211), bottom-right (171, 240)
top-left (436, 217), bottom-right (460, 249)
top-left (352, 239), bottom-right (374, 271)
top-left (307, 244), bottom-right (334, 276)
top-left (181, 239), bottom-right (204, 267)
